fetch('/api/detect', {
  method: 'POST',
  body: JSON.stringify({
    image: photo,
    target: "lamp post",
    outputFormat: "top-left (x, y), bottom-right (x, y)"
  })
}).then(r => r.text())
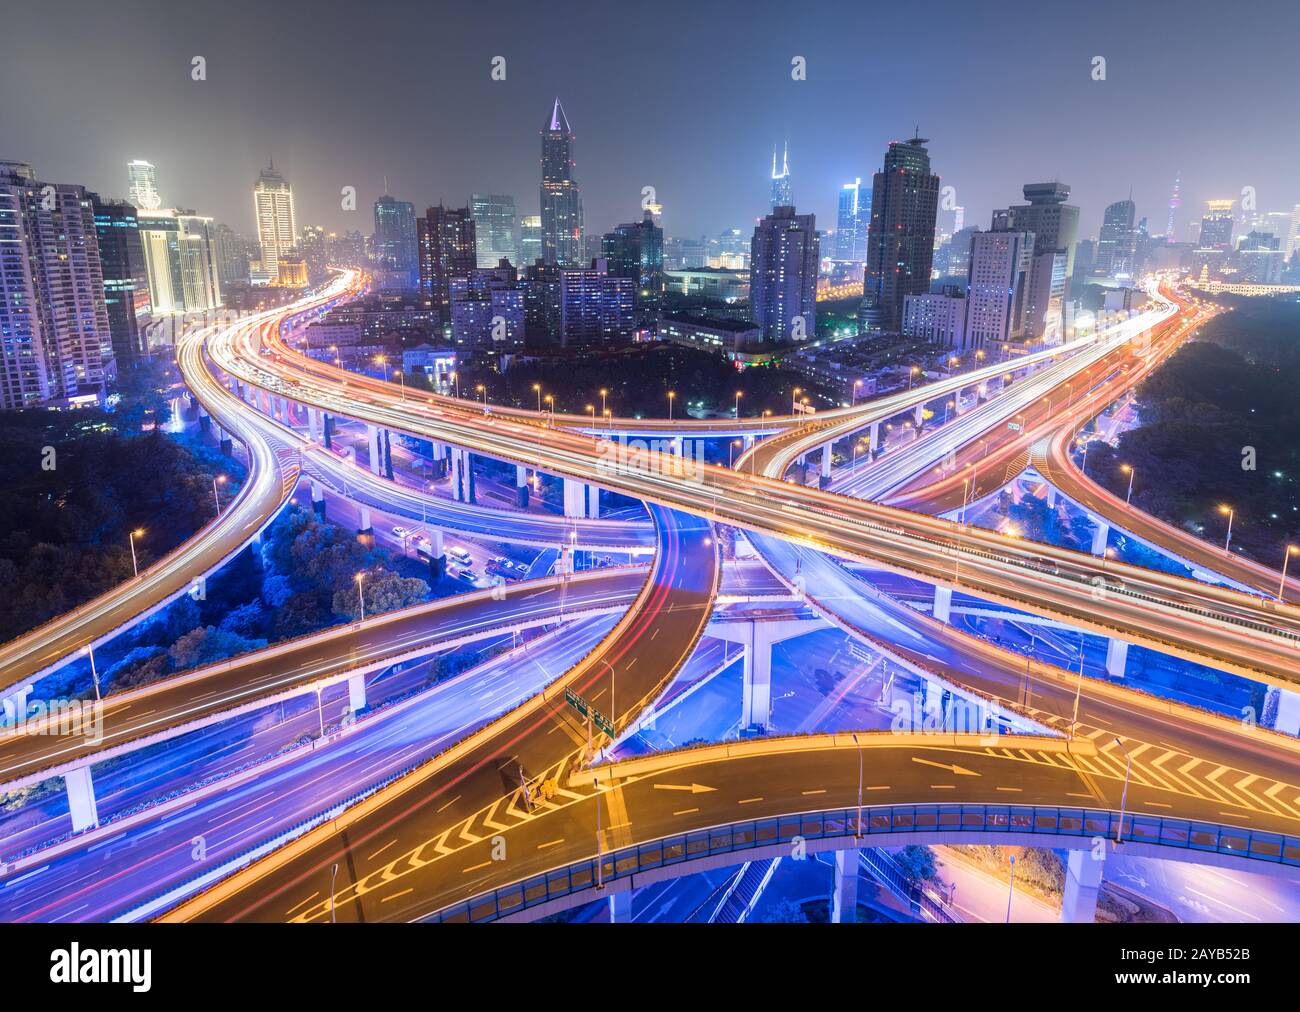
top-left (791, 387), bottom-right (801, 412)
top-left (852, 733), bottom-right (863, 838)
top-left (1005, 854), bottom-right (1016, 923)
top-left (734, 390), bottom-right (742, 419)
top-left (477, 383), bottom-right (487, 412)
top-left (1121, 464), bottom-right (1135, 504)
top-left (1218, 505), bottom-right (1235, 554)
top-left (544, 394), bottom-right (554, 423)
top-left (533, 383), bottom-right (542, 413)
top-left (599, 388), bottom-right (608, 418)
top-left (212, 474), bottom-right (227, 516)
top-left (908, 366), bottom-right (919, 390)
top-left (667, 391), bottom-right (675, 421)
top-left (83, 644), bottom-right (101, 702)
top-left (852, 379), bottom-right (862, 405)
top-left (375, 355), bottom-right (389, 383)
top-left (1280, 545), bottom-right (1298, 603)
top-left (354, 571), bottom-right (366, 622)
top-left (128, 528), bottom-right (143, 578)
top-left (728, 439), bottom-right (741, 469)
top-left (1114, 737), bottom-right (1133, 844)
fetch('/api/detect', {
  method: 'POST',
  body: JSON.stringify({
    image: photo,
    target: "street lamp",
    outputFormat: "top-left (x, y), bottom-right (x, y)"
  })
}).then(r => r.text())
top-left (533, 383), bottom-right (542, 413)
top-left (212, 474), bottom-right (227, 516)
top-left (1120, 464), bottom-right (1135, 505)
top-left (544, 394), bottom-right (554, 422)
top-left (375, 355), bottom-right (389, 383)
top-left (476, 383), bottom-right (487, 412)
top-left (908, 366), bottom-right (919, 390)
top-left (82, 645), bottom-right (101, 702)
top-left (667, 390), bottom-right (675, 421)
top-left (734, 390), bottom-right (743, 418)
top-left (1218, 504), bottom-right (1235, 554)
top-left (1280, 545), bottom-right (1298, 603)
top-left (852, 733), bottom-right (863, 838)
top-left (1114, 737), bottom-right (1133, 845)
top-left (1005, 854), bottom-right (1016, 923)
top-left (791, 387), bottom-right (801, 412)
top-left (354, 571), bottom-right (366, 622)
top-left (599, 388), bottom-right (608, 418)
top-left (728, 439), bottom-right (741, 469)
top-left (852, 378), bottom-right (862, 405)
top-left (128, 528), bottom-right (144, 578)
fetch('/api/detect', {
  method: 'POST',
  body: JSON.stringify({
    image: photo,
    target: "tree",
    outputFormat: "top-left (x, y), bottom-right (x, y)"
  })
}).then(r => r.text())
top-left (331, 568), bottom-right (429, 622)
top-left (894, 844), bottom-right (940, 886)
top-left (168, 625), bottom-right (267, 672)
top-left (756, 898), bottom-right (808, 924)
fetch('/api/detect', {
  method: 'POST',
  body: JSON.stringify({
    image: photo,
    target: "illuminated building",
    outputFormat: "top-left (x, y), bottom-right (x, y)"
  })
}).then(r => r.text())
top-left (862, 134), bottom-right (941, 332)
top-left (252, 162), bottom-right (297, 283)
top-left (0, 162), bottom-right (115, 409)
top-left (90, 195), bottom-right (152, 366)
top-left (750, 206), bottom-right (818, 342)
top-left (126, 159), bottom-right (161, 211)
top-left (770, 143), bottom-right (793, 211)
top-left (373, 196), bottom-right (418, 282)
top-left (963, 221), bottom-right (1033, 350)
top-left (557, 259), bottom-right (634, 346)
top-left (600, 211), bottom-right (664, 327)
top-left (137, 209), bottom-right (222, 316)
top-left (834, 178), bottom-right (870, 263)
top-left (903, 287), bottom-right (966, 348)
top-left (417, 204), bottom-right (477, 323)
top-left (1094, 199), bottom-right (1136, 278)
top-left (470, 194), bottom-right (518, 269)
top-left (450, 261), bottom-right (525, 350)
top-left (540, 99), bottom-right (583, 266)
top-left (1199, 199), bottom-right (1235, 251)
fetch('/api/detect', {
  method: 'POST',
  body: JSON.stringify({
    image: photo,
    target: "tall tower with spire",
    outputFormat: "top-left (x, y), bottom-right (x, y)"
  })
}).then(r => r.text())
top-left (770, 143), bottom-right (793, 211)
top-left (1166, 171), bottom-right (1181, 242)
top-left (540, 98), bottom-right (583, 266)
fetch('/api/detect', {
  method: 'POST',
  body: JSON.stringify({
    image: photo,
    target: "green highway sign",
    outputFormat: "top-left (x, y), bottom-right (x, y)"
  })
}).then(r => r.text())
top-left (564, 688), bottom-right (614, 736)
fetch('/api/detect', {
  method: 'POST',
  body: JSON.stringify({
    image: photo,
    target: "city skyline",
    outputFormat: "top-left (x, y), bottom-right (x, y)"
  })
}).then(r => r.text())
top-left (5, 0), bottom-right (1298, 245)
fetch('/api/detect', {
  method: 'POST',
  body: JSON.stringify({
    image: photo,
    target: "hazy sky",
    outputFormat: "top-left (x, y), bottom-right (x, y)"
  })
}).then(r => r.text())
top-left (4, 0), bottom-right (1297, 243)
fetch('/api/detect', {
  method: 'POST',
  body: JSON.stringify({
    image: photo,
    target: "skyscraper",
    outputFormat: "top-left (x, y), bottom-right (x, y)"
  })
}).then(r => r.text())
top-left (600, 211), bottom-right (664, 328)
top-left (770, 144), bottom-right (793, 211)
top-left (417, 205), bottom-right (477, 323)
top-left (137, 209), bottom-right (223, 316)
top-left (1199, 200), bottom-right (1235, 250)
top-left (557, 260), bottom-right (635, 347)
top-left (519, 216), bottom-right (543, 266)
top-left (835, 178), bottom-right (871, 263)
top-left (90, 195), bottom-right (152, 366)
top-left (470, 194), bottom-right (518, 269)
top-left (1094, 199), bottom-right (1137, 278)
top-left (540, 99), bottom-right (583, 266)
top-left (0, 162), bottom-right (115, 409)
top-left (214, 224), bottom-right (253, 287)
top-left (862, 135), bottom-right (941, 332)
top-left (127, 160), bottom-right (161, 211)
top-left (1003, 182), bottom-right (1080, 278)
top-left (252, 162), bottom-right (297, 283)
top-left (1166, 171), bottom-right (1181, 241)
top-left (964, 223), bottom-right (1034, 350)
top-left (749, 206), bottom-right (819, 342)
top-left (372, 195), bottom-right (418, 281)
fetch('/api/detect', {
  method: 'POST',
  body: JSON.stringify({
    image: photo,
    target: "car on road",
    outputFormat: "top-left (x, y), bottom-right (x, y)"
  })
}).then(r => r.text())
top-left (392, 526), bottom-right (411, 539)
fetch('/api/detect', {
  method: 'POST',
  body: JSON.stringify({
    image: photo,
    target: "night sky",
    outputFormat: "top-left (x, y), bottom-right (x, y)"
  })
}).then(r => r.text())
top-left (4, 0), bottom-right (1297, 242)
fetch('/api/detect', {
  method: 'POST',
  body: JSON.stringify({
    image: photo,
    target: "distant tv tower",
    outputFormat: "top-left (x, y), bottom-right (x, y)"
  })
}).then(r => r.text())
top-left (1166, 170), bottom-right (1181, 242)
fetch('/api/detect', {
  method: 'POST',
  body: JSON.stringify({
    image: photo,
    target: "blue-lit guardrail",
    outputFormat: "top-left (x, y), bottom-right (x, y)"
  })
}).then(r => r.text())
top-left (429, 803), bottom-right (1300, 923)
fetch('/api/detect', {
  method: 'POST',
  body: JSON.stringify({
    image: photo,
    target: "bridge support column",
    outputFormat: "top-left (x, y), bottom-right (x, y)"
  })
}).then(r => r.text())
top-left (311, 480), bottom-right (327, 520)
top-left (348, 673), bottom-right (366, 714)
top-left (913, 404), bottom-right (925, 427)
top-left (743, 435), bottom-right (755, 451)
top-left (831, 849), bottom-right (860, 923)
top-left (563, 478), bottom-right (587, 519)
top-left (608, 890), bottom-right (633, 923)
top-left (366, 425), bottom-right (382, 476)
top-left (219, 428), bottom-right (233, 456)
top-left (323, 414), bottom-right (334, 451)
top-left (1045, 485), bottom-right (1058, 510)
top-left (449, 449), bottom-right (464, 502)
top-left (868, 421), bottom-right (880, 457)
top-left (1271, 688), bottom-right (1300, 735)
top-left (516, 465), bottom-right (529, 508)
top-left (1090, 522), bottom-right (1109, 556)
top-left (0, 683), bottom-right (32, 727)
top-left (382, 429), bottom-right (394, 482)
top-left (64, 766), bottom-right (99, 833)
top-left (820, 444), bottom-right (832, 487)
top-left (709, 618), bottom-right (826, 731)
top-left (587, 484), bottom-right (600, 519)
top-left (933, 585), bottom-right (953, 624)
top-left (432, 442), bottom-right (447, 479)
top-left (1060, 848), bottom-right (1104, 923)
top-left (428, 529), bottom-right (446, 579)
top-left (1105, 638), bottom-right (1128, 678)
top-left (357, 506), bottom-right (372, 537)
top-left (197, 406), bottom-right (211, 432)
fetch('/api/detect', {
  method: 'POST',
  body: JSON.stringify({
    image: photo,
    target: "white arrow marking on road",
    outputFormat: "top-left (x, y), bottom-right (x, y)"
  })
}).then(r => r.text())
top-left (911, 757), bottom-right (981, 777)
top-left (653, 783), bottom-right (717, 794)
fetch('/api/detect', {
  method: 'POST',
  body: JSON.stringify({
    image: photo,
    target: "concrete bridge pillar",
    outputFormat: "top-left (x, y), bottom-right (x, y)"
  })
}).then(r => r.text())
top-left (197, 406), bottom-right (211, 432)
top-left (868, 421), bottom-right (881, 456)
top-left (323, 414), bottom-right (335, 451)
top-left (64, 765), bottom-right (99, 833)
top-left (357, 505), bottom-right (373, 536)
top-left (1105, 638), bottom-right (1128, 678)
top-left (366, 425), bottom-right (382, 476)
top-left (1090, 522), bottom-right (1109, 556)
top-left (516, 465), bottom-right (529, 508)
top-left (0, 683), bottom-right (32, 727)
top-left (820, 444), bottom-right (832, 486)
top-left (831, 849), bottom-right (860, 923)
top-left (587, 484), bottom-right (600, 519)
top-left (382, 429), bottom-right (395, 482)
top-left (1045, 486), bottom-right (1058, 510)
top-left (913, 404), bottom-right (925, 428)
top-left (710, 617), bottom-right (826, 731)
top-left (563, 478), bottom-right (588, 519)
top-left (431, 441), bottom-right (447, 479)
top-left (348, 673), bottom-right (366, 714)
top-left (743, 435), bottom-right (755, 451)
top-left (1060, 848), bottom-right (1105, 923)
top-left (933, 585), bottom-right (953, 624)
top-left (608, 890), bottom-right (633, 923)
top-left (307, 407), bottom-right (322, 442)
top-left (311, 480), bottom-right (327, 520)
top-left (428, 529), bottom-right (446, 579)
top-left (1272, 688), bottom-right (1300, 735)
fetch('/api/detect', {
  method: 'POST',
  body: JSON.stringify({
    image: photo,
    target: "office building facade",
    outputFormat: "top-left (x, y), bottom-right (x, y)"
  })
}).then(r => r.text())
top-left (862, 135), bottom-right (941, 332)
top-left (749, 206), bottom-right (819, 342)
